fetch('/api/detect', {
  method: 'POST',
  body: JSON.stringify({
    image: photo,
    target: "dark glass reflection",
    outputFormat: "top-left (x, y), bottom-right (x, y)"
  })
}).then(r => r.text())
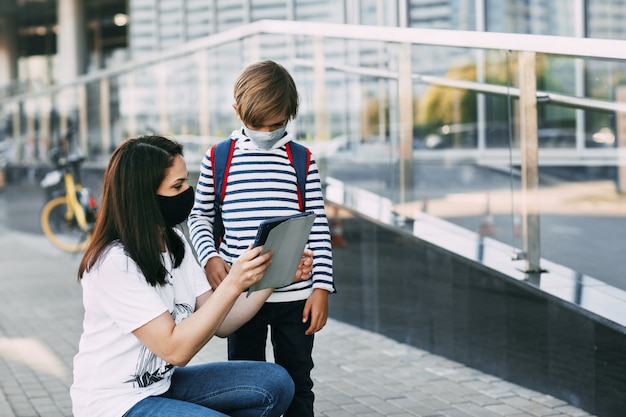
top-left (327, 181), bottom-right (626, 416)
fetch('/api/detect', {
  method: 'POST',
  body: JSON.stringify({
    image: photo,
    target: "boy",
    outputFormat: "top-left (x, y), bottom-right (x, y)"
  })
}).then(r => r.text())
top-left (188, 60), bottom-right (334, 417)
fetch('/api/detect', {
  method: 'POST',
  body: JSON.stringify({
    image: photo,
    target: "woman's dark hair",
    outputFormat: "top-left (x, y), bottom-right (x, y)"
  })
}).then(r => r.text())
top-left (78, 135), bottom-right (186, 286)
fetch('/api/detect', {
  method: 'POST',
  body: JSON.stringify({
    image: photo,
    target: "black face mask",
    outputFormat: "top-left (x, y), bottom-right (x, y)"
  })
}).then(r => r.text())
top-left (157, 186), bottom-right (195, 227)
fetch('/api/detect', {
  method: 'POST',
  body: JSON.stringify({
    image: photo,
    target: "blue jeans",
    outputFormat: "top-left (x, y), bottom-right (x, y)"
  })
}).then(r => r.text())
top-left (228, 300), bottom-right (314, 417)
top-left (123, 361), bottom-right (294, 417)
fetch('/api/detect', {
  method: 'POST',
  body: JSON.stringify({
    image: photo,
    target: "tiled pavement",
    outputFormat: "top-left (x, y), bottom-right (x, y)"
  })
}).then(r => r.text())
top-left (0, 204), bottom-right (595, 416)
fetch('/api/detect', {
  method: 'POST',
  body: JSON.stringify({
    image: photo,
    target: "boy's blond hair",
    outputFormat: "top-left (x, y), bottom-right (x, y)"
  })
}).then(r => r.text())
top-left (234, 60), bottom-right (299, 127)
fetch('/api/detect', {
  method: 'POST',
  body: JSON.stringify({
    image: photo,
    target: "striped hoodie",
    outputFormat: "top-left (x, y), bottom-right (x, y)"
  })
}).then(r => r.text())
top-left (188, 128), bottom-right (334, 302)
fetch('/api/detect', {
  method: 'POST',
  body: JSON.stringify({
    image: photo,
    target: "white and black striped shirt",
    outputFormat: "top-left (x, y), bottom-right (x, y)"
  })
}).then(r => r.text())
top-left (188, 129), bottom-right (334, 302)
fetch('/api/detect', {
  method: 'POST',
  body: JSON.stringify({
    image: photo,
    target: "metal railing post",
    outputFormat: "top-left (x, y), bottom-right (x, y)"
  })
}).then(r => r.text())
top-left (39, 97), bottom-right (51, 159)
top-left (157, 64), bottom-right (169, 134)
top-left (398, 42), bottom-right (413, 204)
top-left (313, 37), bottom-right (329, 141)
top-left (78, 83), bottom-right (89, 155)
top-left (518, 51), bottom-right (542, 277)
top-left (98, 79), bottom-right (110, 155)
top-left (197, 51), bottom-right (210, 137)
top-left (12, 103), bottom-right (21, 161)
top-left (25, 99), bottom-right (35, 162)
top-left (616, 86), bottom-right (626, 193)
top-left (125, 72), bottom-right (137, 139)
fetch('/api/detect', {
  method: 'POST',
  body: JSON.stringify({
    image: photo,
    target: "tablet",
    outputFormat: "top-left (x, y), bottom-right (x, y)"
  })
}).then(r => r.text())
top-left (247, 211), bottom-right (316, 295)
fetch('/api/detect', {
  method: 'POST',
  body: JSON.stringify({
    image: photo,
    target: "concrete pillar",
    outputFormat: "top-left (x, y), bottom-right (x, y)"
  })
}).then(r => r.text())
top-left (56, 0), bottom-right (87, 143)
top-left (0, 16), bottom-right (18, 88)
top-left (57, 0), bottom-right (87, 85)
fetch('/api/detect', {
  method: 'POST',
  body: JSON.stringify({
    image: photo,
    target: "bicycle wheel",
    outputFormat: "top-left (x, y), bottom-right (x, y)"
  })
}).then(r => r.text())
top-left (41, 196), bottom-right (91, 252)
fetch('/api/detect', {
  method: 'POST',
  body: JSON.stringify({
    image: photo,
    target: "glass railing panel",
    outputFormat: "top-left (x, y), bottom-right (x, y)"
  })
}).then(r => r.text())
top-left (162, 55), bottom-right (201, 135)
top-left (292, 39), bottom-right (522, 263)
top-left (22, 96), bottom-right (46, 163)
top-left (108, 75), bottom-right (128, 155)
top-left (13, 87), bottom-right (72, 165)
top-left (537, 157), bottom-right (625, 291)
top-left (1, 103), bottom-right (19, 166)
top-left (533, 51), bottom-right (626, 291)
top-left (2, 22), bottom-right (626, 296)
top-left (119, 66), bottom-right (161, 139)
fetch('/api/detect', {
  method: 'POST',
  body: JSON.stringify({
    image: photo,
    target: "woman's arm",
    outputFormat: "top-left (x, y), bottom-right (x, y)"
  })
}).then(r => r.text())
top-left (132, 246), bottom-right (271, 366)
top-left (201, 247), bottom-right (314, 337)
top-left (202, 288), bottom-right (273, 337)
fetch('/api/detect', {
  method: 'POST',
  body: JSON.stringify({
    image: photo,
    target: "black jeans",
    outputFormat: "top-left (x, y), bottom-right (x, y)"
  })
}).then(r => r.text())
top-left (228, 300), bottom-right (315, 417)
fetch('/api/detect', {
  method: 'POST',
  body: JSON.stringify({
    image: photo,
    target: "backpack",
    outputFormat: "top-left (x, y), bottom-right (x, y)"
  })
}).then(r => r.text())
top-left (210, 138), bottom-right (311, 250)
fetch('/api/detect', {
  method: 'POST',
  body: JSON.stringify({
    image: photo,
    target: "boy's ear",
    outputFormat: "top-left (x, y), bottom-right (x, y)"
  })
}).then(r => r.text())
top-left (232, 104), bottom-right (239, 117)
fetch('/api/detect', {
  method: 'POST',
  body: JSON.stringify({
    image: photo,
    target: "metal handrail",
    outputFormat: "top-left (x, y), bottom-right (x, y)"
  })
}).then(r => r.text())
top-left (261, 20), bottom-right (626, 60)
top-left (4, 19), bottom-right (626, 115)
top-left (293, 59), bottom-right (626, 113)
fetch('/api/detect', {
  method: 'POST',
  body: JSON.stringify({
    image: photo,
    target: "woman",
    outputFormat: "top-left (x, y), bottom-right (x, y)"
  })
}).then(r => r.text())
top-left (71, 135), bottom-right (310, 417)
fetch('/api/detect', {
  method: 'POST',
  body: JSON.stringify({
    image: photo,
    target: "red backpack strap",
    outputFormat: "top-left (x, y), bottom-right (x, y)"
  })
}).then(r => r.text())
top-left (211, 138), bottom-right (237, 250)
top-left (210, 144), bottom-right (217, 193)
top-left (286, 142), bottom-right (311, 212)
top-left (212, 139), bottom-right (236, 202)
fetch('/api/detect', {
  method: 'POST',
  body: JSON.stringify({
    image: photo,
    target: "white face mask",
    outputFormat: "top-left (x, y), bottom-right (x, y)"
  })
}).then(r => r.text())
top-left (243, 125), bottom-right (288, 150)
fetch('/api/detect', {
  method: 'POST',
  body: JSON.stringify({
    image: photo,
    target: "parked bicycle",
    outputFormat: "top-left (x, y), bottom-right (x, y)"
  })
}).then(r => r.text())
top-left (40, 146), bottom-right (98, 252)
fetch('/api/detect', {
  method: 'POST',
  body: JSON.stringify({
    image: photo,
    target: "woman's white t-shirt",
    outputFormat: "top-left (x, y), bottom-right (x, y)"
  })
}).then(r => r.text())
top-left (70, 235), bottom-right (211, 417)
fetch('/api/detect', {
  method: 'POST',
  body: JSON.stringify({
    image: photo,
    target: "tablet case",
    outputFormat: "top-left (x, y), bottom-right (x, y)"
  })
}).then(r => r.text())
top-left (247, 211), bottom-right (316, 295)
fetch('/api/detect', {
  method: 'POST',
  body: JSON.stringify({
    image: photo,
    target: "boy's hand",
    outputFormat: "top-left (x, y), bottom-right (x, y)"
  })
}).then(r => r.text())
top-left (302, 288), bottom-right (329, 335)
top-left (205, 256), bottom-right (230, 289)
top-left (294, 248), bottom-right (314, 282)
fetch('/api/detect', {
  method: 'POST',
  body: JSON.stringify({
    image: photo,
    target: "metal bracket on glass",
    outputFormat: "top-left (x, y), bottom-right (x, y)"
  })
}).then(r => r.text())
top-left (511, 250), bottom-right (527, 261)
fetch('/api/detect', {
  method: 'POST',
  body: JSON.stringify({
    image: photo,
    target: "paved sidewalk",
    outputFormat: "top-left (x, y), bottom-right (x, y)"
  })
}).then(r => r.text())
top-left (0, 222), bottom-right (595, 416)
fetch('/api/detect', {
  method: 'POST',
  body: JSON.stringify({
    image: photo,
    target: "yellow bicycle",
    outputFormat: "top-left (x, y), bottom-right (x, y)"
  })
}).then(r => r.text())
top-left (40, 150), bottom-right (98, 252)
